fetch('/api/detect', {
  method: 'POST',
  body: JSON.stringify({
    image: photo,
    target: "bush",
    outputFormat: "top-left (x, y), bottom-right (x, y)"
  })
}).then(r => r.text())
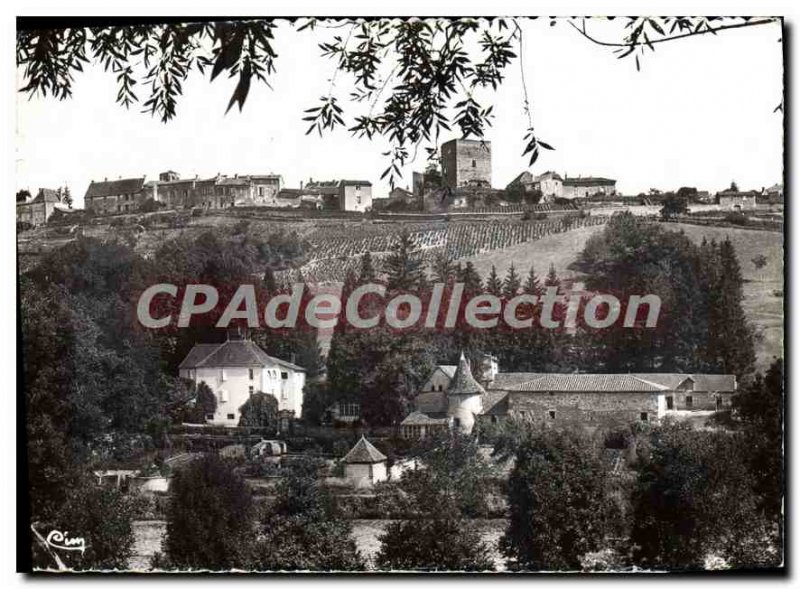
top-left (17, 221), bottom-right (33, 233)
top-left (724, 211), bottom-right (749, 225)
top-left (162, 454), bottom-right (254, 570)
top-left (502, 427), bottom-right (615, 570)
top-left (34, 480), bottom-right (136, 571)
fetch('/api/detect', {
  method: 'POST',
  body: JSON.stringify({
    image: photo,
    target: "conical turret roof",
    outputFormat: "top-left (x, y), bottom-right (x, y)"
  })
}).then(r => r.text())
top-left (447, 352), bottom-right (486, 397)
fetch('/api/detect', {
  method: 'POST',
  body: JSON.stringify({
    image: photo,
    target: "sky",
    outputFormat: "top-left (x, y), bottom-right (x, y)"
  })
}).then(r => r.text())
top-left (16, 18), bottom-right (784, 209)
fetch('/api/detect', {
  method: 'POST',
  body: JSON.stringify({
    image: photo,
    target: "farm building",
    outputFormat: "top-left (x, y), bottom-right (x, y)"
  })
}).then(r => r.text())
top-left (178, 331), bottom-right (306, 426)
top-left (441, 138), bottom-right (492, 189)
top-left (84, 176), bottom-right (148, 215)
top-left (400, 352), bottom-right (736, 437)
top-left (150, 171), bottom-right (283, 209)
top-left (718, 189), bottom-right (758, 210)
top-left (16, 188), bottom-right (68, 226)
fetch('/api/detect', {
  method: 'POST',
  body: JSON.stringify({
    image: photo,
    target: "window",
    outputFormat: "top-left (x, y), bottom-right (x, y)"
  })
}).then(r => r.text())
top-left (220, 389), bottom-right (229, 403)
top-left (471, 159), bottom-right (476, 168)
top-left (281, 372), bottom-right (288, 380)
top-left (249, 368), bottom-right (254, 380)
top-left (685, 395), bottom-right (693, 408)
top-left (227, 413), bottom-right (235, 420)
top-left (548, 410), bottom-right (556, 420)
top-left (453, 417), bottom-right (461, 428)
top-left (491, 415), bottom-right (498, 424)
top-left (205, 413), bottom-right (214, 421)
top-left (248, 386), bottom-right (254, 396)
top-left (640, 412), bottom-right (649, 422)
top-left (438, 384), bottom-right (443, 392)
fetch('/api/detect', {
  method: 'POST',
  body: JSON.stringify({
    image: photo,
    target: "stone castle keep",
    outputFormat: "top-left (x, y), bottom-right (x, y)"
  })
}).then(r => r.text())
top-left (440, 138), bottom-right (492, 188)
top-left (400, 352), bottom-right (737, 438)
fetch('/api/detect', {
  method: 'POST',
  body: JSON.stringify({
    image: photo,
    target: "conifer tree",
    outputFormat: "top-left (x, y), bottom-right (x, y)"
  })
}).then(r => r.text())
top-left (384, 228), bottom-right (425, 291)
top-left (543, 263), bottom-right (560, 288)
top-left (485, 265), bottom-right (503, 296)
top-left (358, 250), bottom-right (376, 284)
top-left (502, 263), bottom-right (522, 299)
top-left (458, 261), bottom-right (483, 293)
top-left (523, 264), bottom-right (542, 296)
top-left (431, 251), bottom-right (455, 284)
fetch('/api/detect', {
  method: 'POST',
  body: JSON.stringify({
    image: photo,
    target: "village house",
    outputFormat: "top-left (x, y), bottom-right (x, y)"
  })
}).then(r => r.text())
top-left (400, 352), bottom-right (736, 438)
top-left (148, 171), bottom-right (283, 210)
top-left (717, 188), bottom-right (759, 211)
top-left (529, 172), bottom-right (617, 200)
top-left (16, 188), bottom-right (65, 226)
top-left (84, 176), bottom-right (147, 215)
top-left (178, 331), bottom-right (306, 426)
top-left (561, 176), bottom-right (617, 199)
top-left (339, 179), bottom-right (373, 212)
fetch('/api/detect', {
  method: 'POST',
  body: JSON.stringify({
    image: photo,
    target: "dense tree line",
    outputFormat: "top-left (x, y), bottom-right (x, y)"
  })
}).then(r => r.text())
top-left (21, 225), bottom-right (317, 569)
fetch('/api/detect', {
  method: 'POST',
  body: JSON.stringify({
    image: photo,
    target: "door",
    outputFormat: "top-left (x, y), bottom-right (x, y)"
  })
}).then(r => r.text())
top-left (666, 395), bottom-right (674, 410)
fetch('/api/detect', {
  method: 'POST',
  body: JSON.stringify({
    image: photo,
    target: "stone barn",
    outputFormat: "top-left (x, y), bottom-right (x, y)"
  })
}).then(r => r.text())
top-left (400, 353), bottom-right (737, 437)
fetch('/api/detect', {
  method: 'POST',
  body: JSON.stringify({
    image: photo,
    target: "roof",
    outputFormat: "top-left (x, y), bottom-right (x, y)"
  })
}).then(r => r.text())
top-left (340, 180), bottom-right (373, 187)
top-left (535, 171), bottom-right (563, 182)
top-left (34, 188), bottom-right (61, 203)
top-left (85, 177), bottom-right (145, 198)
top-left (342, 436), bottom-right (387, 463)
top-left (482, 391), bottom-right (510, 415)
top-left (633, 374), bottom-right (736, 392)
top-left (415, 391), bottom-right (448, 414)
top-left (563, 177), bottom-right (616, 187)
top-left (400, 411), bottom-right (451, 426)
top-left (506, 171), bottom-right (534, 188)
top-left (508, 374), bottom-right (669, 392)
top-left (277, 189), bottom-right (304, 199)
top-left (489, 373), bottom-right (545, 390)
top-left (179, 340), bottom-right (306, 372)
top-left (447, 352), bottom-right (486, 397)
top-left (217, 176), bottom-right (250, 186)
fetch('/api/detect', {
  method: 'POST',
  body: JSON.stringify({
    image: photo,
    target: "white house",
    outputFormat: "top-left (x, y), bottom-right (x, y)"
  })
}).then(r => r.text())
top-left (178, 334), bottom-right (306, 426)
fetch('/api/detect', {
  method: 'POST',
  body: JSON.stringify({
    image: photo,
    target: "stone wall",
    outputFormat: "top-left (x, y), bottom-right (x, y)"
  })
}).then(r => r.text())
top-left (505, 390), bottom-right (660, 427)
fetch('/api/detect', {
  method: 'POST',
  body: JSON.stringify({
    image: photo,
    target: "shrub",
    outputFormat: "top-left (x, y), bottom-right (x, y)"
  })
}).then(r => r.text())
top-left (724, 211), bottom-right (749, 225)
top-left (162, 454), bottom-right (254, 570)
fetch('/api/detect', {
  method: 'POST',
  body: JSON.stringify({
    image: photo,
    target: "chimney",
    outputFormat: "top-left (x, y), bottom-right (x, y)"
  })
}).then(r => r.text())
top-left (104, 177), bottom-right (108, 182)
top-left (300, 180), bottom-right (304, 190)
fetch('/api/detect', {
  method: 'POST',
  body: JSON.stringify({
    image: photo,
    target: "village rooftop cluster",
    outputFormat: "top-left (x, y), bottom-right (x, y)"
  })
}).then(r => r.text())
top-left (16, 138), bottom-right (784, 227)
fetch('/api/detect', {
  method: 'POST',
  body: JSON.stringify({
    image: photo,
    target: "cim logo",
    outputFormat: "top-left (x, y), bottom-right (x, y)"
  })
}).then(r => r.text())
top-left (46, 530), bottom-right (86, 554)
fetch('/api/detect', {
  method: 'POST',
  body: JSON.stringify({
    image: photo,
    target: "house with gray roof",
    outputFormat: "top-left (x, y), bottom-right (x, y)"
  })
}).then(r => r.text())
top-left (178, 331), bottom-right (306, 426)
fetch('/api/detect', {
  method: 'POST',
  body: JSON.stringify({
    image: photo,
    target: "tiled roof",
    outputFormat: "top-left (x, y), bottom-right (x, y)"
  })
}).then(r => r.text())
top-left (342, 436), bottom-right (387, 463)
top-left (85, 177), bottom-right (145, 198)
top-left (508, 373), bottom-right (669, 392)
top-left (535, 171), bottom-right (563, 182)
top-left (33, 188), bottom-right (61, 203)
top-left (563, 177), bottom-right (616, 187)
top-left (447, 352), bottom-right (486, 397)
top-left (482, 391), bottom-right (509, 415)
top-left (633, 374), bottom-right (736, 392)
top-left (415, 391), bottom-right (448, 414)
top-left (179, 340), bottom-right (305, 371)
top-left (340, 180), bottom-right (373, 187)
top-left (400, 411), bottom-right (451, 426)
top-left (489, 373), bottom-right (545, 390)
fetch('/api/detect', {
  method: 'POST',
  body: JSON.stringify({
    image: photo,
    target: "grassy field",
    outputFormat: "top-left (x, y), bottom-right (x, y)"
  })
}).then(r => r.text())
top-left (460, 223), bottom-right (784, 369)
